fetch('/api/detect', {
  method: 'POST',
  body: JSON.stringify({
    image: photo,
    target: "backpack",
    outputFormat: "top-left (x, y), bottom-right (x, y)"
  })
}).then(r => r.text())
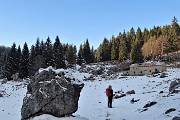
top-left (106, 88), bottom-right (110, 97)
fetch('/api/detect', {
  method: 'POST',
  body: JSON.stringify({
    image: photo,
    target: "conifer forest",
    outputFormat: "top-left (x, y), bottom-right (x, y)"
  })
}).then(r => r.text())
top-left (0, 17), bottom-right (180, 80)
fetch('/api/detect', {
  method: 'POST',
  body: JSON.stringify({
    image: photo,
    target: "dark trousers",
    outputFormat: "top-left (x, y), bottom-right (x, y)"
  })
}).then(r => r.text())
top-left (108, 96), bottom-right (113, 107)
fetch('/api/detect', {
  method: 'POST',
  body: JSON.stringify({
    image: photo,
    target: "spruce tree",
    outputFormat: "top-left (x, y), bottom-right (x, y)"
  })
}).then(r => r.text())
top-left (43, 37), bottom-right (54, 67)
top-left (4, 43), bottom-right (18, 80)
top-left (53, 35), bottom-right (66, 68)
top-left (110, 36), bottom-right (117, 60)
top-left (90, 46), bottom-right (95, 63)
top-left (129, 27), bottom-right (136, 43)
top-left (100, 38), bottom-right (110, 62)
top-left (77, 44), bottom-right (84, 65)
top-left (130, 41), bottom-right (136, 63)
top-left (19, 42), bottom-right (29, 78)
top-left (39, 40), bottom-right (44, 55)
top-left (130, 41), bottom-right (143, 63)
top-left (0, 46), bottom-right (9, 76)
top-left (95, 44), bottom-right (103, 62)
top-left (66, 45), bottom-right (77, 66)
top-left (127, 28), bottom-right (136, 54)
top-left (17, 45), bottom-right (22, 71)
top-left (136, 27), bottom-right (144, 47)
top-left (172, 16), bottom-right (180, 36)
top-left (83, 39), bottom-right (92, 64)
top-left (119, 31), bottom-right (128, 62)
top-left (143, 28), bottom-right (150, 42)
top-left (35, 38), bottom-right (40, 56)
top-left (73, 45), bottom-right (77, 64)
top-left (167, 28), bottom-right (179, 52)
top-left (28, 45), bottom-right (36, 76)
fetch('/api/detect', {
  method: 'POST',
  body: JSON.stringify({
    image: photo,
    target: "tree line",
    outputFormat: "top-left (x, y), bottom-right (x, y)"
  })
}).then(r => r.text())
top-left (95, 17), bottom-right (180, 63)
top-left (0, 17), bottom-right (180, 80)
top-left (1, 36), bottom-right (94, 80)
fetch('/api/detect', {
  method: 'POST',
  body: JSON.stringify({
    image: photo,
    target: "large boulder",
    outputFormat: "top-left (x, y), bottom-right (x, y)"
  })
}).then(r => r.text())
top-left (21, 68), bottom-right (84, 120)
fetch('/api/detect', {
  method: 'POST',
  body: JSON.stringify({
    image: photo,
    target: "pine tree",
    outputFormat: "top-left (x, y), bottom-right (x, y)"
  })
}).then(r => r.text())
top-left (95, 44), bottom-right (102, 62)
top-left (53, 35), bottom-right (66, 68)
top-left (136, 27), bottom-right (144, 47)
top-left (73, 45), bottom-right (77, 64)
top-left (0, 46), bottom-right (10, 77)
top-left (100, 38), bottom-right (110, 62)
top-left (28, 45), bottom-right (36, 76)
top-left (110, 36), bottom-right (117, 60)
top-left (17, 45), bottom-right (22, 71)
top-left (4, 43), bottom-right (18, 80)
top-left (119, 31), bottom-right (128, 62)
top-left (19, 42), bottom-right (29, 78)
top-left (130, 41), bottom-right (143, 63)
top-left (143, 28), bottom-right (150, 42)
top-left (130, 42), bottom-right (136, 63)
top-left (127, 28), bottom-right (135, 55)
top-left (77, 44), bottom-right (84, 65)
top-left (35, 38), bottom-right (40, 56)
top-left (39, 40), bottom-right (44, 55)
top-left (90, 46), bottom-right (95, 63)
top-left (43, 37), bottom-right (54, 67)
top-left (172, 16), bottom-right (180, 36)
top-left (83, 39), bottom-right (92, 64)
top-left (129, 27), bottom-right (136, 43)
top-left (66, 45), bottom-right (77, 66)
top-left (167, 28), bottom-right (179, 52)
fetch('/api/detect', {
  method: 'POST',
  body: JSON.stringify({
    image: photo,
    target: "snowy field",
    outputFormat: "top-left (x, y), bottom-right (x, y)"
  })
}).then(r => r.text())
top-left (0, 68), bottom-right (180, 120)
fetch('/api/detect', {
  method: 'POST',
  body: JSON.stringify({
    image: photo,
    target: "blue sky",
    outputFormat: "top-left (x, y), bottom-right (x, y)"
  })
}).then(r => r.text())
top-left (0, 0), bottom-right (180, 49)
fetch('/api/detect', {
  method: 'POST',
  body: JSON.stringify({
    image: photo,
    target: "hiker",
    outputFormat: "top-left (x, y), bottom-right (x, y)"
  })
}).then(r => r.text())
top-left (106, 85), bottom-right (113, 108)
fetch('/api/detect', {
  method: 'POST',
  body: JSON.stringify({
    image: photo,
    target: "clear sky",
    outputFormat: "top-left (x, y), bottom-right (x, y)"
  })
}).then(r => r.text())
top-left (0, 0), bottom-right (180, 49)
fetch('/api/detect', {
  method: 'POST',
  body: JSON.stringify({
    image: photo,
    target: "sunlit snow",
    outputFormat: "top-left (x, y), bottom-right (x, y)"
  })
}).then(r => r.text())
top-left (0, 67), bottom-right (180, 120)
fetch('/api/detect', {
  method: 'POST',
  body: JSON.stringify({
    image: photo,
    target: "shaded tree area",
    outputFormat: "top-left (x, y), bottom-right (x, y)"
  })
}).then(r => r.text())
top-left (0, 46), bottom-right (10, 78)
top-left (2, 36), bottom-right (87, 80)
top-left (53, 36), bottom-right (66, 68)
top-left (77, 39), bottom-right (95, 65)
top-left (4, 43), bottom-right (19, 80)
top-left (19, 43), bottom-right (29, 78)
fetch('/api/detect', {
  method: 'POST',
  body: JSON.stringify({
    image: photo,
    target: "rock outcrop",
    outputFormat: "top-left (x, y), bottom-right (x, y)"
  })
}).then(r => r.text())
top-left (169, 79), bottom-right (180, 93)
top-left (21, 68), bottom-right (84, 120)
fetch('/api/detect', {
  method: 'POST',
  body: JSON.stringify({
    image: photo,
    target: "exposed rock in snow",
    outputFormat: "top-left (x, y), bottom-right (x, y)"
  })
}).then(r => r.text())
top-left (130, 98), bottom-right (140, 104)
top-left (165, 108), bottom-right (176, 114)
top-left (21, 68), bottom-right (84, 120)
top-left (143, 101), bottom-right (157, 108)
top-left (1, 66), bottom-right (180, 120)
top-left (114, 90), bottom-right (135, 99)
top-left (126, 90), bottom-right (135, 94)
top-left (169, 79), bottom-right (180, 93)
top-left (0, 93), bottom-right (3, 97)
top-left (114, 94), bottom-right (126, 99)
top-left (172, 116), bottom-right (180, 120)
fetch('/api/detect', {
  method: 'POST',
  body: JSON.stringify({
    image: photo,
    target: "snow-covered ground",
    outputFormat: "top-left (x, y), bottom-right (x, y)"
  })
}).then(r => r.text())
top-left (0, 68), bottom-right (180, 120)
top-left (0, 80), bottom-right (27, 120)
